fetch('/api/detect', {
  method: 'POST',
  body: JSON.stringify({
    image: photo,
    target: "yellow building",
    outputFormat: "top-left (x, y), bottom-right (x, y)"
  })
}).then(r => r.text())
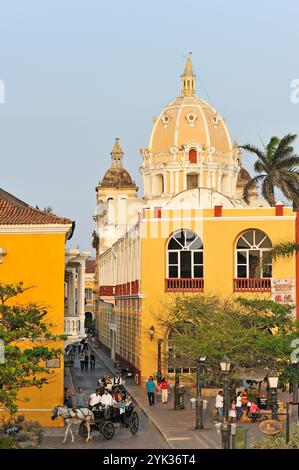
top-left (93, 58), bottom-right (296, 384)
top-left (0, 188), bottom-right (73, 426)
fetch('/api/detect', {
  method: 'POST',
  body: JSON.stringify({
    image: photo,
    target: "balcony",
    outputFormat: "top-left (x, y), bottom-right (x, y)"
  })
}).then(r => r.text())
top-left (165, 278), bottom-right (204, 292)
top-left (99, 285), bottom-right (115, 296)
top-left (233, 278), bottom-right (272, 292)
top-left (100, 281), bottom-right (140, 297)
top-left (64, 316), bottom-right (83, 337)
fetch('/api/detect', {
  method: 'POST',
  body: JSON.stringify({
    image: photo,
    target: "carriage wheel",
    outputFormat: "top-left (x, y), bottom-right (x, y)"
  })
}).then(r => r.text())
top-left (129, 411), bottom-right (139, 435)
top-left (102, 421), bottom-right (115, 440)
top-left (79, 422), bottom-right (88, 440)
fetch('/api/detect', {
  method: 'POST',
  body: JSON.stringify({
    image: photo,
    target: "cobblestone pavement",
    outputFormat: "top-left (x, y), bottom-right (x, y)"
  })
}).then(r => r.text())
top-left (41, 349), bottom-right (168, 449)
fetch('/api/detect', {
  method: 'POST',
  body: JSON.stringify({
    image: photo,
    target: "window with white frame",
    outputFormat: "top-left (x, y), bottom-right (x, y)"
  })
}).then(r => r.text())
top-left (85, 288), bottom-right (93, 302)
top-left (167, 230), bottom-right (203, 279)
top-left (236, 229), bottom-right (272, 278)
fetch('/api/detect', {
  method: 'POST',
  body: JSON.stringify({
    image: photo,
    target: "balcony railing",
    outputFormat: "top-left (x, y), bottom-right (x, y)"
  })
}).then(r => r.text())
top-left (233, 278), bottom-right (272, 292)
top-left (165, 278), bottom-right (204, 292)
top-left (64, 317), bottom-right (82, 336)
top-left (100, 280), bottom-right (140, 297)
top-left (99, 285), bottom-right (115, 296)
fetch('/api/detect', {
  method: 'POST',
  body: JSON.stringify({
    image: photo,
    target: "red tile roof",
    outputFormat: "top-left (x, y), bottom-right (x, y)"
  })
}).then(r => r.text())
top-left (0, 188), bottom-right (74, 226)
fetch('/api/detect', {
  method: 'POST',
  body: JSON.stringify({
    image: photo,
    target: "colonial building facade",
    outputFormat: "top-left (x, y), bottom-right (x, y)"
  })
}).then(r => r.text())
top-left (93, 58), bottom-right (296, 384)
top-left (0, 188), bottom-right (74, 425)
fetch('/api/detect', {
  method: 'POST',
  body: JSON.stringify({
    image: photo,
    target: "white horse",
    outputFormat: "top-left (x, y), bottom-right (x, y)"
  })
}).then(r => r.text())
top-left (51, 406), bottom-right (94, 443)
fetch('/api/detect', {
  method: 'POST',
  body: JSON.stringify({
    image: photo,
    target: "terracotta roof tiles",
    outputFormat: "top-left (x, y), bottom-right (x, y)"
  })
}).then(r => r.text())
top-left (0, 188), bottom-right (73, 226)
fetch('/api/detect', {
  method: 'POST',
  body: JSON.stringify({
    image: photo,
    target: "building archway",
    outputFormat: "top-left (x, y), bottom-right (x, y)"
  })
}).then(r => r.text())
top-left (84, 311), bottom-right (93, 330)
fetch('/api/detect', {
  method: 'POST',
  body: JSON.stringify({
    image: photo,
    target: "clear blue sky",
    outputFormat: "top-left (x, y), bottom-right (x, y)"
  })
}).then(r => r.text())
top-left (0, 0), bottom-right (298, 250)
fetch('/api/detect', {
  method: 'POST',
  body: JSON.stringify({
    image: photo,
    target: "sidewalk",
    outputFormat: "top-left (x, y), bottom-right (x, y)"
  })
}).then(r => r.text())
top-left (91, 347), bottom-right (299, 449)
top-left (92, 347), bottom-right (221, 449)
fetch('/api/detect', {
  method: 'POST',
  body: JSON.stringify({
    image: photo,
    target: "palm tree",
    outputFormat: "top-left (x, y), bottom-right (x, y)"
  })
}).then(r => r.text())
top-left (268, 240), bottom-right (299, 261)
top-left (240, 133), bottom-right (299, 206)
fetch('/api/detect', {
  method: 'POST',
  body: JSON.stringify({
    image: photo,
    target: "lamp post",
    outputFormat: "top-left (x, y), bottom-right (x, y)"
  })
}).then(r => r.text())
top-left (220, 356), bottom-right (231, 449)
top-left (157, 339), bottom-right (163, 383)
top-left (195, 356), bottom-right (207, 430)
top-left (291, 359), bottom-right (299, 423)
top-left (174, 372), bottom-right (181, 410)
top-left (267, 369), bottom-right (280, 420)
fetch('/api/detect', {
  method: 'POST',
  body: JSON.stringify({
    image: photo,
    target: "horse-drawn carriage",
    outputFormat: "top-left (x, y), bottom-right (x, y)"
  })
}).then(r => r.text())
top-left (78, 403), bottom-right (139, 441)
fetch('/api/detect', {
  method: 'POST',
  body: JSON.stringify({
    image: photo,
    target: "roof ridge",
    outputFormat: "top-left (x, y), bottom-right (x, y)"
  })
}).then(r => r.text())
top-left (0, 187), bottom-right (30, 209)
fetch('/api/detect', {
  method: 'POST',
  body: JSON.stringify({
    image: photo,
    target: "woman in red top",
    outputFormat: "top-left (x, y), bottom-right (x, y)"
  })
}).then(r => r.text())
top-left (161, 378), bottom-right (168, 404)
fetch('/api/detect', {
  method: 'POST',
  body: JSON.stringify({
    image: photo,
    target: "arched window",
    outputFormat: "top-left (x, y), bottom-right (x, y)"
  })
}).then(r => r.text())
top-left (188, 148), bottom-right (197, 164)
top-left (152, 174), bottom-right (164, 195)
top-left (167, 230), bottom-right (203, 279)
top-left (187, 173), bottom-right (199, 190)
top-left (236, 230), bottom-right (272, 278)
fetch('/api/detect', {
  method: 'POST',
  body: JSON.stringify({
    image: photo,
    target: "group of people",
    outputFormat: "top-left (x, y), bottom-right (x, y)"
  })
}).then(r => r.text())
top-left (64, 370), bottom-right (132, 418)
top-left (145, 376), bottom-right (169, 406)
top-left (79, 350), bottom-right (96, 371)
top-left (215, 389), bottom-right (263, 423)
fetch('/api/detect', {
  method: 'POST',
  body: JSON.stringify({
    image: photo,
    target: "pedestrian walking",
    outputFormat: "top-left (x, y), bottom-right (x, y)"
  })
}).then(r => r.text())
top-left (90, 351), bottom-right (96, 370)
top-left (79, 351), bottom-right (85, 371)
top-left (64, 387), bottom-right (74, 408)
top-left (84, 337), bottom-right (89, 351)
top-left (84, 352), bottom-right (89, 371)
top-left (215, 390), bottom-right (224, 421)
top-left (75, 387), bottom-right (87, 408)
top-left (145, 376), bottom-right (156, 406)
top-left (229, 399), bottom-right (237, 423)
top-left (236, 391), bottom-right (243, 421)
top-left (161, 378), bottom-right (168, 404)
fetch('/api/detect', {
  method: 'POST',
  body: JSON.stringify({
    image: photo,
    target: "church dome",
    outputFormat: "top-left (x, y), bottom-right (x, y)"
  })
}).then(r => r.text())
top-left (148, 57), bottom-right (232, 154)
top-left (101, 167), bottom-right (135, 188)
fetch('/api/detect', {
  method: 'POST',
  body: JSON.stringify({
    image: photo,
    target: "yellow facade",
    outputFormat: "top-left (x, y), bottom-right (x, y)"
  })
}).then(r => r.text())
top-left (139, 207), bottom-right (295, 382)
top-left (95, 57), bottom-right (296, 387)
top-left (0, 231), bottom-right (68, 426)
top-left (0, 188), bottom-right (72, 427)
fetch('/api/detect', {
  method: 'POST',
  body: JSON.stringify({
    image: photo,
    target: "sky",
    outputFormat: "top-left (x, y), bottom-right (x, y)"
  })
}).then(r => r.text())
top-left (0, 0), bottom-right (299, 250)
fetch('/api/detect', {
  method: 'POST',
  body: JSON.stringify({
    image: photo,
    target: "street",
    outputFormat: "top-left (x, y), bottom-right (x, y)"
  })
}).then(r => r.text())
top-left (41, 348), bottom-right (168, 449)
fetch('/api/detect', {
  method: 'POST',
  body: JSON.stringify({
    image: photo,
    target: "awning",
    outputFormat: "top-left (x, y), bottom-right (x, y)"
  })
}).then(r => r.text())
top-left (234, 367), bottom-right (269, 382)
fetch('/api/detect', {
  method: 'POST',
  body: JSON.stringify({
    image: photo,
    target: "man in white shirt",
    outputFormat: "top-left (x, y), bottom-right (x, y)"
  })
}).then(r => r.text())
top-left (215, 390), bottom-right (224, 421)
top-left (100, 389), bottom-right (113, 407)
top-left (236, 391), bottom-right (243, 421)
top-left (88, 389), bottom-right (101, 410)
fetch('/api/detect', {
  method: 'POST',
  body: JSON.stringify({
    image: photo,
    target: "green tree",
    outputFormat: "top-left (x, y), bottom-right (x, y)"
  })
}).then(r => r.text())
top-left (240, 133), bottom-right (299, 206)
top-left (158, 295), bottom-right (298, 384)
top-left (0, 282), bottom-right (65, 414)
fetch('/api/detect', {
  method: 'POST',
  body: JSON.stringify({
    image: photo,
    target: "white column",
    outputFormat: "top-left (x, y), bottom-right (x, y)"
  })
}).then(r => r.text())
top-left (183, 170), bottom-right (187, 191)
top-left (66, 272), bottom-right (71, 315)
top-left (77, 264), bottom-right (86, 335)
top-left (175, 171), bottom-right (179, 193)
top-left (69, 269), bottom-right (76, 316)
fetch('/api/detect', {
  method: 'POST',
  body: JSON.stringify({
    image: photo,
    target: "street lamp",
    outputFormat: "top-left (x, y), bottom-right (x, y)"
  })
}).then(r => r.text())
top-left (195, 356), bottom-right (207, 430)
top-left (220, 356), bottom-right (232, 449)
top-left (267, 369), bottom-right (280, 420)
top-left (291, 358), bottom-right (299, 422)
top-left (157, 339), bottom-right (163, 383)
top-left (149, 325), bottom-right (155, 341)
